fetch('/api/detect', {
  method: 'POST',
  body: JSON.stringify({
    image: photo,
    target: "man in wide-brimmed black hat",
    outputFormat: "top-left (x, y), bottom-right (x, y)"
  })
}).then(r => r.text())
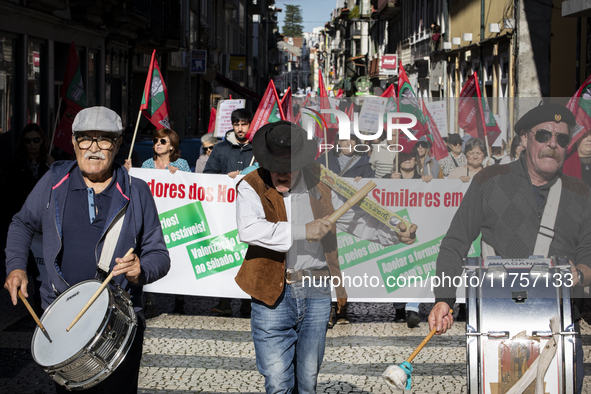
top-left (235, 121), bottom-right (417, 393)
top-left (428, 103), bottom-right (589, 393)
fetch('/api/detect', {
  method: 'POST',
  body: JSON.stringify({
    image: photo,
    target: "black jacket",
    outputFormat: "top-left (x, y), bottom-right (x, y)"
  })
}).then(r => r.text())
top-left (203, 130), bottom-right (254, 174)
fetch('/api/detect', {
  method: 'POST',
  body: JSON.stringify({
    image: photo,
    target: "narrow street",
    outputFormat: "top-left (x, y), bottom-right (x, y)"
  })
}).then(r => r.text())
top-left (1, 290), bottom-right (590, 393)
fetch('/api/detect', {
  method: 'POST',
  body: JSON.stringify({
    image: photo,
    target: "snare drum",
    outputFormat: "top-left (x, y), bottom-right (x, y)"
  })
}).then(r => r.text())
top-left (31, 280), bottom-right (137, 391)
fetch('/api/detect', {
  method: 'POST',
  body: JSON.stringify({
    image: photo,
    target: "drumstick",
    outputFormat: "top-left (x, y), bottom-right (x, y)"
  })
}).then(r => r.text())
top-left (328, 181), bottom-right (377, 224)
top-left (18, 289), bottom-right (51, 343)
top-left (67, 248), bottom-right (134, 332)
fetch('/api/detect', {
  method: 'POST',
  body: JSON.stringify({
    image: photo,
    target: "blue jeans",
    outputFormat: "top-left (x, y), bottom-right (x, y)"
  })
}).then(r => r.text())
top-left (251, 282), bottom-right (332, 394)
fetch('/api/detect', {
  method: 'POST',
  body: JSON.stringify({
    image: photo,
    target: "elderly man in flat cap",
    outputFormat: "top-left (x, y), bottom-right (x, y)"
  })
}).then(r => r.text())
top-left (235, 121), bottom-right (417, 394)
top-left (4, 106), bottom-right (170, 394)
top-left (428, 103), bottom-right (589, 393)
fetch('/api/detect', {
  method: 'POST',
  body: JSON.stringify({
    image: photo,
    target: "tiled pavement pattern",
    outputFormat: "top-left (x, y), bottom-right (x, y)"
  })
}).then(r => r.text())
top-left (1, 289), bottom-right (590, 394)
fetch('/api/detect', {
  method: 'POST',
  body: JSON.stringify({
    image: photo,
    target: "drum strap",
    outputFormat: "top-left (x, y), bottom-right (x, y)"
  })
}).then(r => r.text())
top-left (97, 206), bottom-right (128, 275)
top-left (504, 316), bottom-right (560, 394)
top-left (481, 178), bottom-right (562, 258)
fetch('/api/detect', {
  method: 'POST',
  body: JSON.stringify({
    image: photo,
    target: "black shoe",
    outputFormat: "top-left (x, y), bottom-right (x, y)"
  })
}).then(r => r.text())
top-left (240, 299), bottom-right (251, 318)
top-left (212, 299), bottom-right (232, 316)
top-left (327, 304), bottom-right (336, 329)
top-left (456, 304), bottom-right (466, 322)
top-left (406, 311), bottom-right (420, 328)
top-left (394, 308), bottom-right (406, 323)
top-left (145, 302), bottom-right (157, 319)
top-left (173, 295), bottom-right (185, 314)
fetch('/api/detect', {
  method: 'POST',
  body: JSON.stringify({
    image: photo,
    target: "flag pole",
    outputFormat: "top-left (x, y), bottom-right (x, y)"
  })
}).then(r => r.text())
top-left (49, 97), bottom-right (62, 156)
top-left (324, 127), bottom-right (329, 169)
top-left (395, 128), bottom-right (399, 172)
top-left (128, 110), bottom-right (142, 161)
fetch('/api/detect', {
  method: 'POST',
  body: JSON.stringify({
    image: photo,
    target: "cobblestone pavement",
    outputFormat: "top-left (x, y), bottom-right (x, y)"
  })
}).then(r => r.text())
top-left (1, 289), bottom-right (590, 394)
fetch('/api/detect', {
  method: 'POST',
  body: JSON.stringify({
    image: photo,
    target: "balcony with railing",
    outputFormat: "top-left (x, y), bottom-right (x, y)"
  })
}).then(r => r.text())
top-left (375, 0), bottom-right (400, 20)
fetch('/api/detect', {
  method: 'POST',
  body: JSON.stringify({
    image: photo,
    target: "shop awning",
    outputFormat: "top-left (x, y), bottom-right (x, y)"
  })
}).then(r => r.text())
top-left (215, 73), bottom-right (262, 101)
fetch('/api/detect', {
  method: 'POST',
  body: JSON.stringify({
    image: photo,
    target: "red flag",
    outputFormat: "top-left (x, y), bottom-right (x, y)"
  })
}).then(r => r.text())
top-left (381, 84), bottom-right (396, 99)
top-left (61, 42), bottom-right (87, 111)
top-left (207, 107), bottom-right (217, 134)
top-left (566, 73), bottom-right (591, 151)
top-left (346, 103), bottom-right (354, 121)
top-left (140, 50), bottom-right (171, 130)
top-left (458, 72), bottom-right (501, 146)
top-left (396, 62), bottom-right (430, 151)
top-left (53, 107), bottom-right (80, 155)
top-left (281, 86), bottom-right (293, 122)
top-left (420, 99), bottom-right (449, 161)
top-left (246, 80), bottom-right (283, 140)
top-left (380, 84), bottom-right (397, 133)
top-left (336, 88), bottom-right (343, 98)
top-left (318, 70), bottom-right (337, 127)
top-left (54, 42), bottom-right (87, 154)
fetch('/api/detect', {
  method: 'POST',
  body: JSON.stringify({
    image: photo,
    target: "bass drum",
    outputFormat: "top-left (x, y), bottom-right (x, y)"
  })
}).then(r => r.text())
top-left (31, 280), bottom-right (137, 391)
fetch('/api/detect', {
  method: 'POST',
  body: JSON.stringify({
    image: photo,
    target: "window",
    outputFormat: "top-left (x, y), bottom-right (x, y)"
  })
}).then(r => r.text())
top-left (27, 40), bottom-right (45, 125)
top-left (88, 51), bottom-right (99, 106)
top-left (0, 36), bottom-right (16, 134)
top-left (484, 56), bottom-right (493, 85)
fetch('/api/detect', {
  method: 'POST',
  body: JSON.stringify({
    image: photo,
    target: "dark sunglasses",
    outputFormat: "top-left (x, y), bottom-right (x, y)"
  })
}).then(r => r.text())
top-left (24, 137), bottom-right (41, 144)
top-left (203, 146), bottom-right (214, 151)
top-left (153, 138), bottom-right (169, 145)
top-left (532, 129), bottom-right (571, 148)
top-left (450, 142), bottom-right (462, 146)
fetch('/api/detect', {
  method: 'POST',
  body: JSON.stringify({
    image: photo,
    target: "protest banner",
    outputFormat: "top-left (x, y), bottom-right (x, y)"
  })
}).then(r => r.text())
top-left (214, 99), bottom-right (246, 138)
top-left (357, 96), bottom-right (388, 135)
top-left (129, 169), bottom-right (476, 302)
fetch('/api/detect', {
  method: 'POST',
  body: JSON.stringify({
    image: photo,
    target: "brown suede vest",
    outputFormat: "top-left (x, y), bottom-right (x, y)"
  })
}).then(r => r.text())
top-left (234, 166), bottom-right (345, 306)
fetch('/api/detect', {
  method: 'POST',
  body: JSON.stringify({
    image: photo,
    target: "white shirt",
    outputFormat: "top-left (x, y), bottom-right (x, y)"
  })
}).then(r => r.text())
top-left (236, 172), bottom-right (400, 271)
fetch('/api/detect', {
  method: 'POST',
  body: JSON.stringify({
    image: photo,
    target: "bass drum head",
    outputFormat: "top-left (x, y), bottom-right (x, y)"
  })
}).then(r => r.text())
top-left (32, 280), bottom-right (109, 367)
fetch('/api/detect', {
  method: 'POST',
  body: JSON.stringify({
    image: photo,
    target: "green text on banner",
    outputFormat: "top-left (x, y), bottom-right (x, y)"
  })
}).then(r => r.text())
top-left (159, 202), bottom-right (211, 248)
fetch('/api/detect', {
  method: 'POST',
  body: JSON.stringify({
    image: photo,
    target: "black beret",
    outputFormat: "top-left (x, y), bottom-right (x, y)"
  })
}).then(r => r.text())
top-left (514, 104), bottom-right (576, 135)
top-left (447, 134), bottom-right (462, 144)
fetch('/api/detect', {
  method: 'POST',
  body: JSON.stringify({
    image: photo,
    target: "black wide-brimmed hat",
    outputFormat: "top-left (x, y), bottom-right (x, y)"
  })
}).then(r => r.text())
top-left (514, 103), bottom-right (576, 135)
top-left (252, 121), bottom-right (318, 173)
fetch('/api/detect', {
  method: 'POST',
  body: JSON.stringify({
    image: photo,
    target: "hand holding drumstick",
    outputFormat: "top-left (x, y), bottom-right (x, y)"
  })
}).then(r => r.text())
top-left (67, 248), bottom-right (135, 332)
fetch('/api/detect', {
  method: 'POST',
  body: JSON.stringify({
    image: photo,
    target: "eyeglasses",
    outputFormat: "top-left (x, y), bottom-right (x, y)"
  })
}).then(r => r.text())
top-left (450, 142), bottom-right (462, 146)
top-left (203, 146), bottom-right (214, 152)
top-left (153, 138), bottom-right (169, 145)
top-left (531, 129), bottom-right (571, 148)
top-left (416, 142), bottom-right (429, 149)
top-left (75, 135), bottom-right (118, 150)
top-left (24, 137), bottom-right (41, 144)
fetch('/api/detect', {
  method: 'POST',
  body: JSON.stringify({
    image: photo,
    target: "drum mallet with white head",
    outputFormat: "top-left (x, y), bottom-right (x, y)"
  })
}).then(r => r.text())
top-left (382, 309), bottom-right (454, 390)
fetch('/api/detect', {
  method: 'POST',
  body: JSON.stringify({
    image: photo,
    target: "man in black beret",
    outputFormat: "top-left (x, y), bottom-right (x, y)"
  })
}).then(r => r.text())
top-left (234, 121), bottom-right (417, 393)
top-left (428, 103), bottom-right (588, 393)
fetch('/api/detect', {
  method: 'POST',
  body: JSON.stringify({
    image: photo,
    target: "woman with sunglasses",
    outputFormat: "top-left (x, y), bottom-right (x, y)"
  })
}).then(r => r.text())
top-left (139, 128), bottom-right (190, 173)
top-left (438, 133), bottom-right (467, 178)
top-left (447, 138), bottom-right (487, 182)
top-left (8, 124), bottom-right (54, 213)
top-left (5, 123), bottom-right (54, 313)
top-left (195, 134), bottom-right (220, 173)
